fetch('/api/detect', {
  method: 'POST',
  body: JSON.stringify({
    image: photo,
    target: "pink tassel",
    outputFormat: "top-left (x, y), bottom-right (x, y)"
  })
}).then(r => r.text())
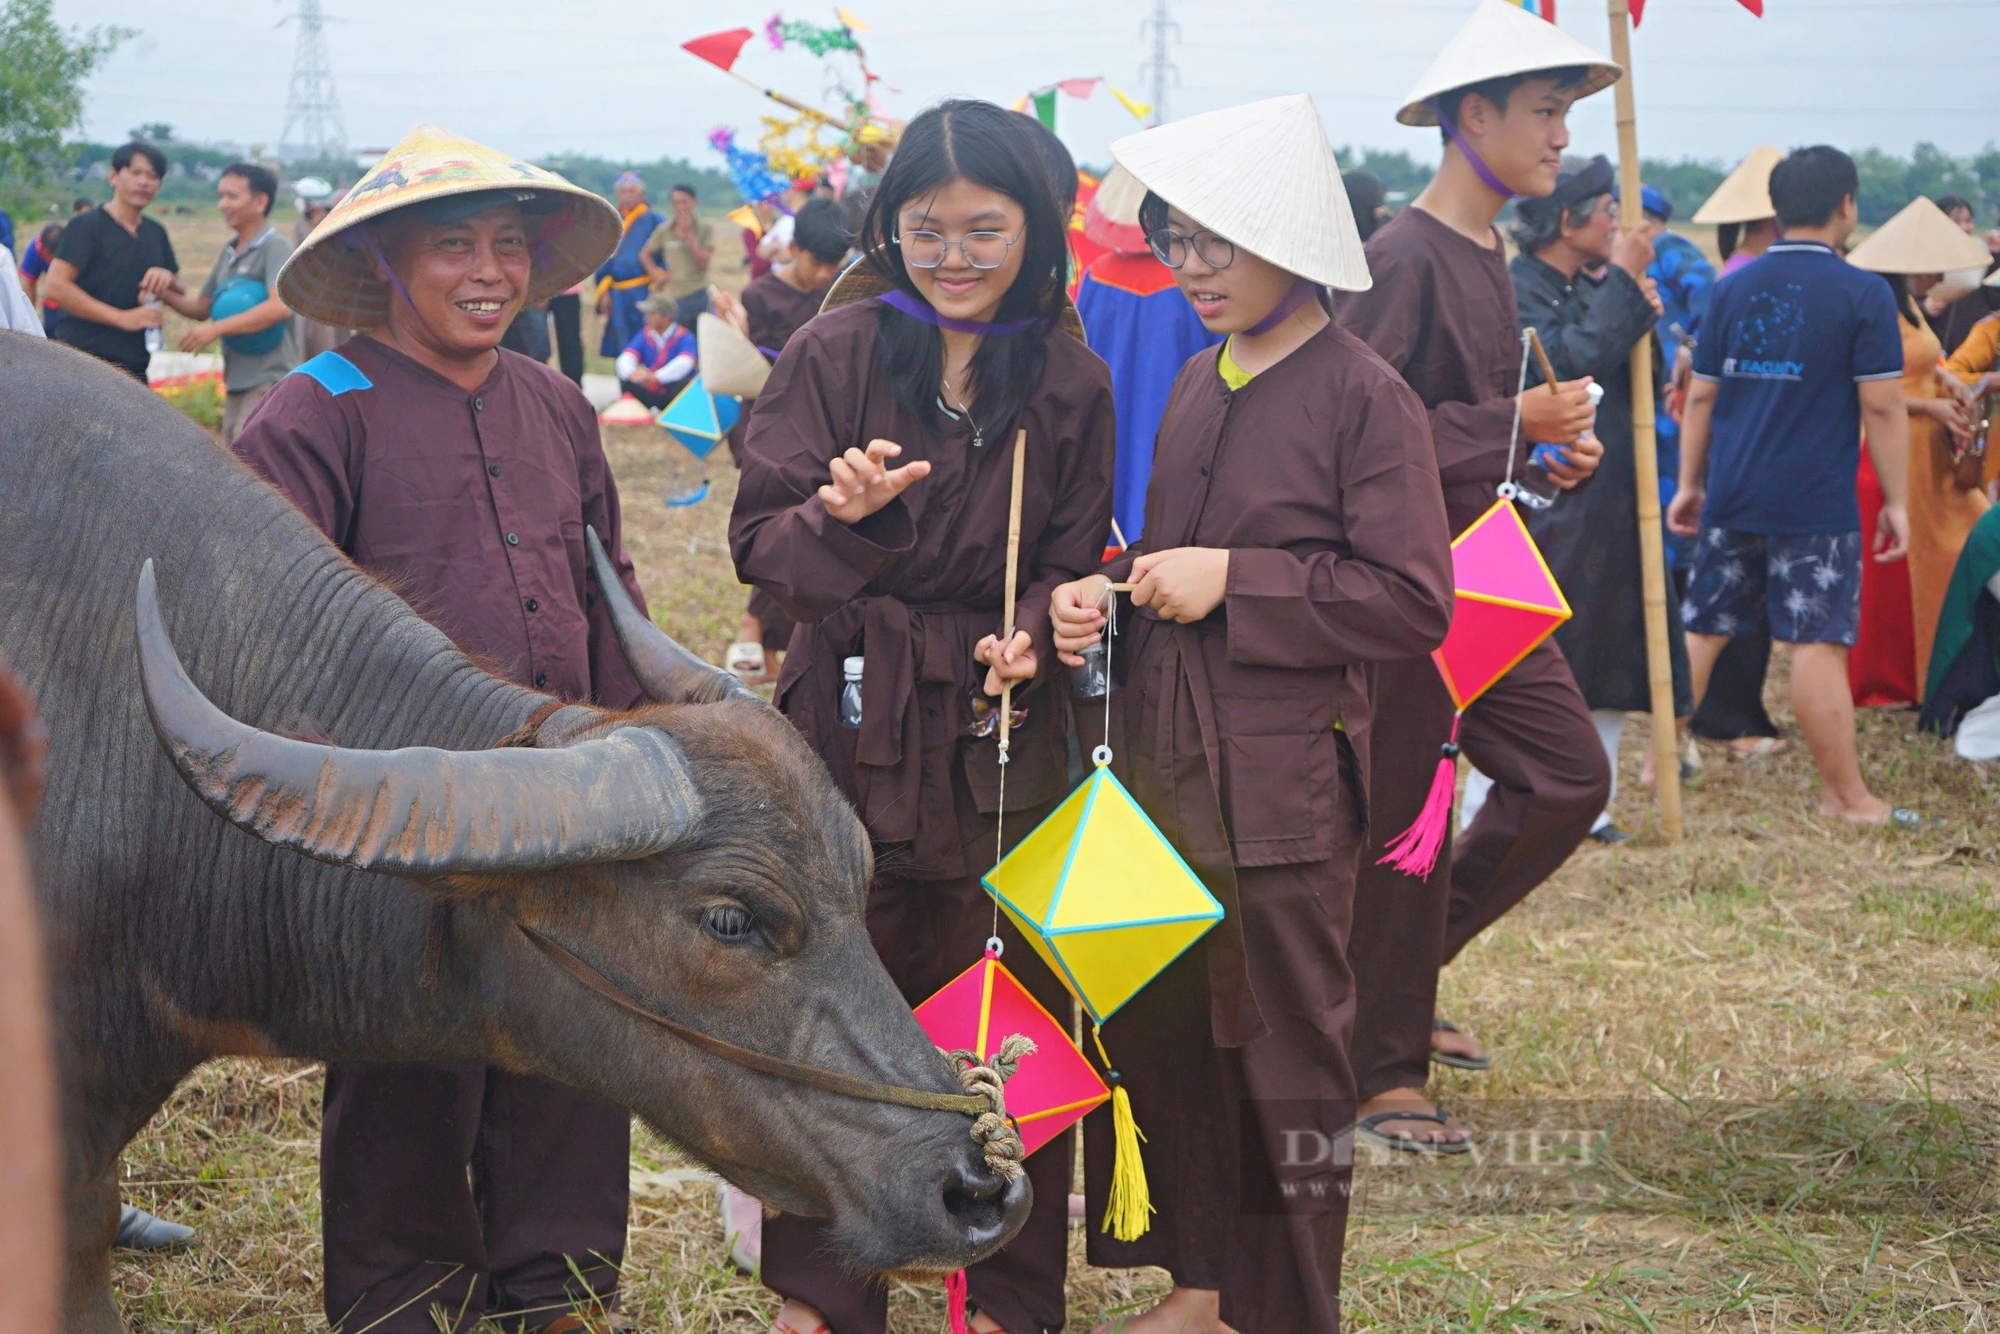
top-left (1376, 714), bottom-right (1461, 879)
top-left (946, 1268), bottom-right (970, 1334)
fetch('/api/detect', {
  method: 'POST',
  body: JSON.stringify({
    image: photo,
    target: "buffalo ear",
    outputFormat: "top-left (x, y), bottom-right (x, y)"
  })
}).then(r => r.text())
top-left (585, 527), bottom-right (768, 707)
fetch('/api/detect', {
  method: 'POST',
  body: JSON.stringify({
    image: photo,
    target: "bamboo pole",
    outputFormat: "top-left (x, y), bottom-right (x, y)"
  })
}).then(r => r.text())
top-left (1605, 0), bottom-right (1685, 841)
top-left (998, 429), bottom-right (1028, 757)
top-left (720, 68), bottom-right (849, 129)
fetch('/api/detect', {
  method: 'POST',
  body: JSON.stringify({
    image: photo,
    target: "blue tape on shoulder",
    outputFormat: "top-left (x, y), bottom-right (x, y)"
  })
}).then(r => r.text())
top-left (292, 351), bottom-right (373, 396)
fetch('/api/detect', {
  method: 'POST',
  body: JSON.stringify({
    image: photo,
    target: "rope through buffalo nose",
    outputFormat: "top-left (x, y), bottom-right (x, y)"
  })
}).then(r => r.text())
top-left (938, 1033), bottom-right (1036, 1180)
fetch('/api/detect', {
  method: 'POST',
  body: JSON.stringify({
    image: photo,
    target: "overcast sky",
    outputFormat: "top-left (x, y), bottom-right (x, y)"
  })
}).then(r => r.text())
top-left (57, 0), bottom-right (2000, 177)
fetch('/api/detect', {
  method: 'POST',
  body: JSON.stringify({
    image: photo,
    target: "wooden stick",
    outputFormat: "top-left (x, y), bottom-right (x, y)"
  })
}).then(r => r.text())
top-left (1605, 0), bottom-right (1685, 842)
top-left (722, 68), bottom-right (848, 129)
top-left (998, 428), bottom-right (1028, 756)
top-left (1106, 582), bottom-right (1136, 593)
top-left (1525, 327), bottom-right (1561, 392)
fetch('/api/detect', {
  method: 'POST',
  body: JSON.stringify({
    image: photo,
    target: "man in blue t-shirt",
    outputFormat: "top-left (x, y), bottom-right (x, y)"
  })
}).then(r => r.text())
top-left (1668, 145), bottom-right (1916, 827)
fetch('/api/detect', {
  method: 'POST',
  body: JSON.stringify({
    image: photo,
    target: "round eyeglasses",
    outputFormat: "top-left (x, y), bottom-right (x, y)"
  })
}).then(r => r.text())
top-left (1147, 227), bottom-right (1236, 271)
top-left (895, 227), bottom-right (1024, 270)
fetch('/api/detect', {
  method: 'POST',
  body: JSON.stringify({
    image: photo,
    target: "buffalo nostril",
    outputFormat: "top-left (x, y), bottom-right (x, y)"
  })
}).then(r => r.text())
top-left (940, 1149), bottom-right (1032, 1256)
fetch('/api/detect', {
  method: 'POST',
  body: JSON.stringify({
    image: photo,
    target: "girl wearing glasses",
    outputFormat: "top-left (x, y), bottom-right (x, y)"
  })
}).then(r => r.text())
top-left (1048, 96), bottom-right (1452, 1334)
top-left (729, 99), bottom-right (1114, 1334)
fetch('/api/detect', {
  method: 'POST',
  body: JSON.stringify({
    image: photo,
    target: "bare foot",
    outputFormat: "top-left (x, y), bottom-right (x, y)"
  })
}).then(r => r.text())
top-left (1094, 1286), bottom-right (1234, 1334)
top-left (773, 1298), bottom-right (831, 1334)
top-left (970, 1313), bottom-right (1008, 1333)
top-left (1819, 794), bottom-right (1895, 825)
top-left (1431, 1023), bottom-right (1487, 1065)
top-left (1356, 1088), bottom-right (1471, 1147)
top-left (1728, 736), bottom-right (1788, 758)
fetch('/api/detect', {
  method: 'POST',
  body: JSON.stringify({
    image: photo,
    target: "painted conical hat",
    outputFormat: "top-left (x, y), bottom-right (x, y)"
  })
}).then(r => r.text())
top-left (697, 310), bottom-right (772, 398)
top-left (1110, 95), bottom-right (1370, 291)
top-left (1690, 144), bottom-right (1782, 225)
top-left (1396, 0), bottom-right (1622, 128)
top-left (1847, 197), bottom-right (1993, 275)
top-left (1083, 164), bottom-right (1148, 255)
top-left (819, 260), bottom-right (1088, 342)
top-left (277, 122), bottom-right (620, 328)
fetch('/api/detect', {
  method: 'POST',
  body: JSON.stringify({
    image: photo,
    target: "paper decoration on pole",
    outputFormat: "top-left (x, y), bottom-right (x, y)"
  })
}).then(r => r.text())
top-left (709, 127), bottom-right (795, 202)
top-left (682, 27), bottom-right (756, 71)
top-left (914, 950), bottom-right (1109, 1159)
top-left (696, 311), bottom-right (771, 399)
top-left (1379, 498), bottom-right (1570, 877)
top-left (658, 375), bottom-right (740, 459)
top-left (982, 763), bottom-right (1223, 1027)
top-left (1629, 0), bottom-right (1760, 21)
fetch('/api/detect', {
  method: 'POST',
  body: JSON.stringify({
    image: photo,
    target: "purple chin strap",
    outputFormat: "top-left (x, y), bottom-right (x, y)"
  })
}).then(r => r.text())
top-left (877, 287), bottom-right (1039, 337)
top-left (1243, 280), bottom-right (1318, 336)
top-left (1429, 97), bottom-right (1518, 200)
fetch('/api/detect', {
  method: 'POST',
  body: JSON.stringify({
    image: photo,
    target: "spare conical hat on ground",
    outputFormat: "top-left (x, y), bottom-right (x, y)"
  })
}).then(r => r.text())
top-left (1690, 144), bottom-right (1783, 226)
top-left (1083, 164), bottom-right (1148, 255)
top-left (1396, 0), bottom-right (1622, 128)
top-left (697, 310), bottom-right (772, 398)
top-left (278, 122), bottom-right (620, 328)
top-left (1847, 197), bottom-right (1994, 275)
top-left (1110, 95), bottom-right (1370, 291)
top-left (819, 260), bottom-right (1088, 342)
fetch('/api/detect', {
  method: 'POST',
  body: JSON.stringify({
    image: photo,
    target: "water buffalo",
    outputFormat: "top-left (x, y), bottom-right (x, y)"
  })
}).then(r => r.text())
top-left (0, 335), bottom-right (1029, 1333)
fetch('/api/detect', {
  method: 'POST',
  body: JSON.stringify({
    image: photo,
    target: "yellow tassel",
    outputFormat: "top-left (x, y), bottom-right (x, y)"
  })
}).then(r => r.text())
top-left (1093, 1027), bottom-right (1153, 1241)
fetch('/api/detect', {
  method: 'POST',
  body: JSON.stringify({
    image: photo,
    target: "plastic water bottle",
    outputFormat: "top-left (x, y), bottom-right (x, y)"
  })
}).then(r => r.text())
top-left (838, 656), bottom-right (865, 728)
top-left (1070, 639), bottom-right (1108, 699)
top-left (142, 297), bottom-right (163, 356)
top-left (1520, 382), bottom-right (1606, 507)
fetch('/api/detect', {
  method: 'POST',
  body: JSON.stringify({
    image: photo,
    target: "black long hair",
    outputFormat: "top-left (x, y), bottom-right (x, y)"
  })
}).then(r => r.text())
top-left (859, 99), bottom-right (1070, 438)
top-left (1879, 271), bottom-right (1920, 328)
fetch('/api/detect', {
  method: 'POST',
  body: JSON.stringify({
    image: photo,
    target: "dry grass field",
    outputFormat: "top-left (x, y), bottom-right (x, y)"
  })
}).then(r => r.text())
top-left (97, 208), bottom-right (2000, 1332)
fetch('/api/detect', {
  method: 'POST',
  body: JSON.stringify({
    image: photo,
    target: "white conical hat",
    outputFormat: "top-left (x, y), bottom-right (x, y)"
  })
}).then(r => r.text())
top-left (1848, 197), bottom-right (1995, 275)
top-left (1396, 0), bottom-right (1622, 127)
top-left (1109, 95), bottom-right (1370, 291)
top-left (1690, 144), bottom-right (1783, 225)
top-left (1083, 165), bottom-right (1148, 254)
top-left (277, 123), bottom-right (619, 329)
top-left (697, 311), bottom-right (772, 399)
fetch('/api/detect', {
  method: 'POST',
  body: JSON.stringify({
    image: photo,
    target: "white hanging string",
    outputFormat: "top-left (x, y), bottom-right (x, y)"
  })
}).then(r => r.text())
top-left (1496, 328), bottom-right (1533, 502)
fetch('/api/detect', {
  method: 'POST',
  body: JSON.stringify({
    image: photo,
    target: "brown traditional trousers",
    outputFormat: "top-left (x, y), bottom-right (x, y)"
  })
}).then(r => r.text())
top-left (1347, 642), bottom-right (1609, 1099)
top-left (320, 1064), bottom-right (629, 1332)
top-left (760, 782), bottom-right (1074, 1334)
top-left (1082, 857), bottom-right (1359, 1334)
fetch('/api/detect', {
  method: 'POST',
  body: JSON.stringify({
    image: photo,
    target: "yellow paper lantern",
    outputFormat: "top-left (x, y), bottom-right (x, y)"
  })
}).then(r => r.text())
top-left (982, 762), bottom-right (1223, 1027)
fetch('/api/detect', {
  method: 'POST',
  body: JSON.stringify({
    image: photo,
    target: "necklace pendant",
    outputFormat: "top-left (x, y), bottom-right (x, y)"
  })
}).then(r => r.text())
top-left (971, 428), bottom-right (984, 449)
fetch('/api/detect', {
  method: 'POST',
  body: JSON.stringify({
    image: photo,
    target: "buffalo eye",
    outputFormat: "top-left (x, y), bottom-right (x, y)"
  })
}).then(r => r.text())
top-left (702, 902), bottom-right (760, 945)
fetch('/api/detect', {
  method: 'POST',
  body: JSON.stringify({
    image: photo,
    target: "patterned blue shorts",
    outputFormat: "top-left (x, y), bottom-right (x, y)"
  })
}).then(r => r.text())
top-left (1682, 529), bottom-right (1863, 646)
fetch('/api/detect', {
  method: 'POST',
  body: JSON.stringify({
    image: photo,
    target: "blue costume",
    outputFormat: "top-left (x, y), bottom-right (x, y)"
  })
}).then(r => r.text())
top-left (1648, 230), bottom-right (1715, 571)
top-left (1073, 250), bottom-right (1220, 549)
top-left (619, 323), bottom-right (695, 375)
top-left (593, 205), bottom-right (663, 357)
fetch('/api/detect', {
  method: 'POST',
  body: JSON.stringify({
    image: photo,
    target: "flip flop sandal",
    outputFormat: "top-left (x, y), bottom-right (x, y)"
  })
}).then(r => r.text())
top-left (725, 641), bottom-right (766, 682)
top-left (1355, 1108), bottom-right (1472, 1155)
top-left (1431, 1018), bottom-right (1493, 1071)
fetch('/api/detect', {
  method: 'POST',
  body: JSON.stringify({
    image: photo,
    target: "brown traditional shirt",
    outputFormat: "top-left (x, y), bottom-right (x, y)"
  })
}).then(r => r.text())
top-left (730, 299), bottom-right (1116, 878)
top-left (742, 270), bottom-right (832, 359)
top-left (1103, 321), bottom-right (1454, 1042)
top-left (1338, 205), bottom-right (1525, 534)
top-left (232, 335), bottom-right (647, 708)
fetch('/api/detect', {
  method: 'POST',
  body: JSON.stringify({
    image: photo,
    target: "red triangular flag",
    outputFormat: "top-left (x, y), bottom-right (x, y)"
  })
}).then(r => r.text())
top-left (1632, 0), bottom-right (1760, 24)
top-left (682, 28), bottom-right (755, 72)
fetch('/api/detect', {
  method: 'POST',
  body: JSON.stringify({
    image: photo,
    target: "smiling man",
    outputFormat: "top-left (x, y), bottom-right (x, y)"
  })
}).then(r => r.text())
top-left (1336, 0), bottom-right (1621, 1157)
top-left (231, 124), bottom-right (647, 1334)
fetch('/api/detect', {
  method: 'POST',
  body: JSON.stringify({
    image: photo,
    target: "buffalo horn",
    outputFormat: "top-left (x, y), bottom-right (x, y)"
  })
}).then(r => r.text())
top-left (585, 526), bottom-right (766, 706)
top-left (134, 561), bottom-right (704, 875)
